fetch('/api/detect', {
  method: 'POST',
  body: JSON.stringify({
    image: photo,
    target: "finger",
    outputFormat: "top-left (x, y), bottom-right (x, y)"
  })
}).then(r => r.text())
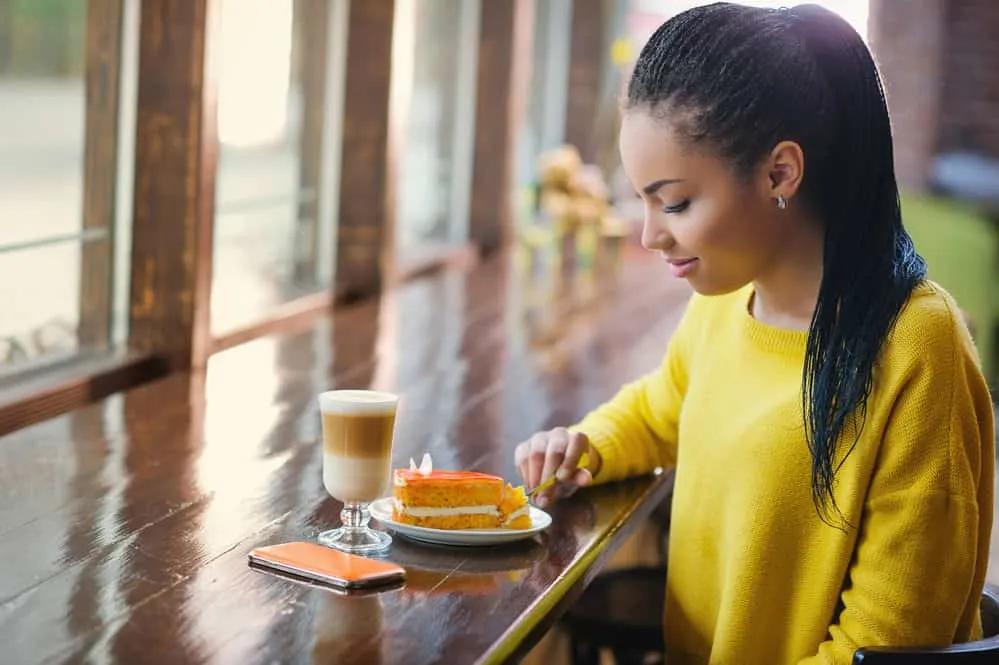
top-left (514, 443), bottom-right (530, 486)
top-left (526, 433), bottom-right (549, 490)
top-left (547, 468), bottom-right (591, 505)
top-left (571, 468), bottom-right (593, 487)
top-left (518, 459), bottom-right (530, 488)
top-left (540, 429), bottom-right (570, 490)
top-left (513, 441), bottom-right (529, 468)
top-left (557, 431), bottom-right (590, 481)
top-left (553, 479), bottom-right (579, 500)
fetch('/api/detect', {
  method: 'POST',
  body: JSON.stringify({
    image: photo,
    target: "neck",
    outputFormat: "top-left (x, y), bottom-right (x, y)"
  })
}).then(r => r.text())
top-left (751, 214), bottom-right (825, 332)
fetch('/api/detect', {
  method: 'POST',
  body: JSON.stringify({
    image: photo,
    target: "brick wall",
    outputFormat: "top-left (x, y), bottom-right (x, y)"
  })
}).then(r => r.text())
top-left (868, 0), bottom-right (947, 192)
top-left (869, 0), bottom-right (999, 191)
top-left (938, 0), bottom-right (999, 159)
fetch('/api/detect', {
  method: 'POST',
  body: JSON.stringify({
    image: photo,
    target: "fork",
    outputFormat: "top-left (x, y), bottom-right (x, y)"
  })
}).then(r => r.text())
top-left (526, 452), bottom-right (590, 501)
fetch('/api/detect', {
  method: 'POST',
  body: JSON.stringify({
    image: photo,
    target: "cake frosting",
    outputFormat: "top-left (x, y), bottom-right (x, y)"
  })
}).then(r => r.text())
top-left (392, 453), bottom-right (531, 530)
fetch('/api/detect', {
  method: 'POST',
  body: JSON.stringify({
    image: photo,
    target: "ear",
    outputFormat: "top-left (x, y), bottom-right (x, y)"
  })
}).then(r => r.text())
top-left (764, 140), bottom-right (805, 203)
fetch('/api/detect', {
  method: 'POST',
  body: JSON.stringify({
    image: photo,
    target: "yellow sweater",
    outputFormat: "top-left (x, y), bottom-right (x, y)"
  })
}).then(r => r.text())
top-left (572, 282), bottom-right (994, 665)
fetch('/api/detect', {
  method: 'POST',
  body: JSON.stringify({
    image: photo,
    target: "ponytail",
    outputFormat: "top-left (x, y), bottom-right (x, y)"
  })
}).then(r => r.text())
top-left (626, 3), bottom-right (926, 526)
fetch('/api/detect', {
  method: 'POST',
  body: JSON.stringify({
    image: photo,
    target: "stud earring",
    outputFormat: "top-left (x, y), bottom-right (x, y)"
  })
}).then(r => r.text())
top-left (776, 194), bottom-right (787, 210)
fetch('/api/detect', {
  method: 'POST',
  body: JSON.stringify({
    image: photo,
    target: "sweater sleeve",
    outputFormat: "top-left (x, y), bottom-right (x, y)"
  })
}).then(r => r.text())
top-left (568, 295), bottom-right (700, 483)
top-left (798, 307), bottom-right (995, 664)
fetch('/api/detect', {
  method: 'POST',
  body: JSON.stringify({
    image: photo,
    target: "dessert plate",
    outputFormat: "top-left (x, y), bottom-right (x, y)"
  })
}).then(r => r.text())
top-left (369, 497), bottom-right (551, 547)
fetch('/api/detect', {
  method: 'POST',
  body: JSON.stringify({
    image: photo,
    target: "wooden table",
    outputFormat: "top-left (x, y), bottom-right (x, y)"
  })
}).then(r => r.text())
top-left (0, 250), bottom-right (691, 664)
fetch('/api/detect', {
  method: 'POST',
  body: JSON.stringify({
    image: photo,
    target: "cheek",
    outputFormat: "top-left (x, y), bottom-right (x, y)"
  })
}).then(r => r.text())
top-left (691, 198), bottom-right (778, 263)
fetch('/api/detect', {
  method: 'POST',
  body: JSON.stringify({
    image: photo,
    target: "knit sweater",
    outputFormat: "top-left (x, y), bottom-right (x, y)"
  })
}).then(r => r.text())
top-left (571, 281), bottom-right (994, 665)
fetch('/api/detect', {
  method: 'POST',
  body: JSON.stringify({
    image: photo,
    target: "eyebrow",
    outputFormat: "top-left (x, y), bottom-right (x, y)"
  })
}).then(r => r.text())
top-left (642, 178), bottom-right (684, 196)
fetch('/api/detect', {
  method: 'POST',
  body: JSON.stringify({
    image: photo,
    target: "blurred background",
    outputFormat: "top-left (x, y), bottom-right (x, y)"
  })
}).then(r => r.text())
top-left (0, 0), bottom-right (996, 396)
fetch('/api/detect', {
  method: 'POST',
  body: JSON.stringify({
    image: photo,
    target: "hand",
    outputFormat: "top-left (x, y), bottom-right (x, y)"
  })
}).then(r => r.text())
top-left (514, 428), bottom-right (599, 508)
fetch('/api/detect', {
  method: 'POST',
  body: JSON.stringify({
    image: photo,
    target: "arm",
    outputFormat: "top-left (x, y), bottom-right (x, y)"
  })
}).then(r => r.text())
top-left (799, 317), bottom-right (995, 664)
top-left (569, 296), bottom-right (699, 484)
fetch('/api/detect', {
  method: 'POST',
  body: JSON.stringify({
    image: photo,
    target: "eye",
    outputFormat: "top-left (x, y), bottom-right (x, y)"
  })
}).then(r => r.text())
top-left (662, 199), bottom-right (690, 214)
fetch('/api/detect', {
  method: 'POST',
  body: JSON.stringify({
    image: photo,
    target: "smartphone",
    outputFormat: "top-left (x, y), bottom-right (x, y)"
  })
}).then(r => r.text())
top-left (248, 542), bottom-right (406, 591)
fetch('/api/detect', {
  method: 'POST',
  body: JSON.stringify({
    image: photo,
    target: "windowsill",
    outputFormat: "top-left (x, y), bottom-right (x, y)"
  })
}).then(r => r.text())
top-left (396, 242), bottom-right (479, 283)
top-left (0, 350), bottom-right (169, 437)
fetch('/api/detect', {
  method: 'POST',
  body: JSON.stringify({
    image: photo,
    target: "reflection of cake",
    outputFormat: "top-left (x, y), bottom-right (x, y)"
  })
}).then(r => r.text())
top-left (392, 454), bottom-right (531, 530)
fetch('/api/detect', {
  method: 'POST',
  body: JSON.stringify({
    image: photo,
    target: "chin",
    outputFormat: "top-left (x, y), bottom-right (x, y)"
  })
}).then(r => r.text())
top-left (687, 276), bottom-right (749, 298)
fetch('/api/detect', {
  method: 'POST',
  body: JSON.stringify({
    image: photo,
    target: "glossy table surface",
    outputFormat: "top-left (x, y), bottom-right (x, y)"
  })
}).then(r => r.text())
top-left (0, 249), bottom-right (693, 664)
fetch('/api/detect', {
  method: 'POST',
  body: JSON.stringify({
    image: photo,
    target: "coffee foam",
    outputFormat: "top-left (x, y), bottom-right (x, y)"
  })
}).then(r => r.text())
top-left (318, 390), bottom-right (398, 416)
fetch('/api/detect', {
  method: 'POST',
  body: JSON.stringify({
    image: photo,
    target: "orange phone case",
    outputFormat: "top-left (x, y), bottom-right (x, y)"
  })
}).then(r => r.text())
top-left (248, 542), bottom-right (405, 590)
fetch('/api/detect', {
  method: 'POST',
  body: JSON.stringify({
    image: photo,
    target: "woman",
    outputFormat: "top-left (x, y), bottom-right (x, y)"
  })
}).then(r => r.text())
top-left (514, 4), bottom-right (995, 664)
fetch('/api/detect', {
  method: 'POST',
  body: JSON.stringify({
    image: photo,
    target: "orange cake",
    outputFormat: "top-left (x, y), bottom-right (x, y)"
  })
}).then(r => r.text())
top-left (392, 455), bottom-right (531, 530)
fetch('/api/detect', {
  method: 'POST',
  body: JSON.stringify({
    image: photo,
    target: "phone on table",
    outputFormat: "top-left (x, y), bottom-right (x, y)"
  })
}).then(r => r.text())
top-left (248, 541), bottom-right (406, 592)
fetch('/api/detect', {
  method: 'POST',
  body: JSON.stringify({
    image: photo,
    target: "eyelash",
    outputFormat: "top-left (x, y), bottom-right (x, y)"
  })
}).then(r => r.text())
top-left (662, 200), bottom-right (691, 214)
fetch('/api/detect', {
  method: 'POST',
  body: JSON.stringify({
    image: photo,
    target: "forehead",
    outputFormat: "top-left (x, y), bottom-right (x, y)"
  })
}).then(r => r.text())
top-left (619, 110), bottom-right (722, 188)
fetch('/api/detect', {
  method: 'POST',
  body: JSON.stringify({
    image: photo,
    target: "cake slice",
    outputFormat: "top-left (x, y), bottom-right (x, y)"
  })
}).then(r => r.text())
top-left (392, 454), bottom-right (531, 530)
top-left (499, 484), bottom-right (532, 529)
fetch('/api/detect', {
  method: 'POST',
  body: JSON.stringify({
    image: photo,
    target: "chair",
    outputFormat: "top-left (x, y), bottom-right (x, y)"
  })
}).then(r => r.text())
top-left (559, 498), bottom-right (672, 665)
top-left (852, 583), bottom-right (999, 664)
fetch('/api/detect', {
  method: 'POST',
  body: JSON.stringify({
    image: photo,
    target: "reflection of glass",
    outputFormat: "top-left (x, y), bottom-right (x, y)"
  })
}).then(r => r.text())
top-left (318, 390), bottom-right (398, 554)
top-left (312, 593), bottom-right (384, 665)
top-left (396, 0), bottom-right (479, 264)
top-left (0, 0), bottom-right (132, 375)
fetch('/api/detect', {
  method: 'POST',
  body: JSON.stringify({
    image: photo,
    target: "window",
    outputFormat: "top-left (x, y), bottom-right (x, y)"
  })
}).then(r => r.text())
top-left (0, 0), bottom-right (134, 378)
top-left (211, 0), bottom-right (343, 336)
top-left (516, 0), bottom-right (572, 206)
top-left (395, 0), bottom-right (480, 269)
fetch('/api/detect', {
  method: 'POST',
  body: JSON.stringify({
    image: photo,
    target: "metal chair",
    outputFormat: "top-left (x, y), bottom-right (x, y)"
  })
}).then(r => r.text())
top-left (852, 583), bottom-right (999, 664)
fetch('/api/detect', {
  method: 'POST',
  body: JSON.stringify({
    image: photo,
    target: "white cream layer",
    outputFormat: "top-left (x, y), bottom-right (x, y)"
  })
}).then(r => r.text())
top-left (505, 506), bottom-right (530, 522)
top-left (393, 499), bottom-right (499, 518)
top-left (324, 453), bottom-right (390, 502)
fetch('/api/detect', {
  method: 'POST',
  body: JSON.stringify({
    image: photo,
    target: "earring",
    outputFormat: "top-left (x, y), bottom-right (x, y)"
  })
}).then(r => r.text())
top-left (776, 194), bottom-right (787, 210)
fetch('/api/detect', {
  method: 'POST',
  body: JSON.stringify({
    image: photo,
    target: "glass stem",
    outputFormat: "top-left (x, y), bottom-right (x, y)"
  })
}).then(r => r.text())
top-left (340, 501), bottom-right (370, 531)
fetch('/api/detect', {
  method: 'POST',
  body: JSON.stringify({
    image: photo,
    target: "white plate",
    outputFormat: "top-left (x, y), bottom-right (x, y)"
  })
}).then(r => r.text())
top-left (369, 497), bottom-right (551, 547)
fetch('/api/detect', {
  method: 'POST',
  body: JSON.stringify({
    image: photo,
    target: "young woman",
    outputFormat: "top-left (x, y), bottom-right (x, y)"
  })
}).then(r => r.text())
top-left (514, 4), bottom-right (995, 664)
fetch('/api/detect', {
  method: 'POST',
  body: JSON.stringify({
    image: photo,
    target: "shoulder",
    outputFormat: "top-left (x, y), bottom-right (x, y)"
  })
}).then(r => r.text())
top-left (883, 280), bottom-right (980, 376)
top-left (875, 280), bottom-right (993, 437)
top-left (872, 281), bottom-right (994, 501)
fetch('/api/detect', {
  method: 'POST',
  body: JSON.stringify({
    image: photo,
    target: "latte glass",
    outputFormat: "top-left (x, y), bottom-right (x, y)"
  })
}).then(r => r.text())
top-left (317, 389), bottom-right (397, 554)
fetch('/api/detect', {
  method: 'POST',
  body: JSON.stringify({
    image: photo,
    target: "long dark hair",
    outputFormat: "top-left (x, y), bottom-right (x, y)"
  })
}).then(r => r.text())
top-left (626, 3), bottom-right (927, 525)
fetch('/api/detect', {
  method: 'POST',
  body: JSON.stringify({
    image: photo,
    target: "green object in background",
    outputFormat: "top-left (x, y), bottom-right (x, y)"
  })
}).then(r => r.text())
top-left (901, 193), bottom-right (999, 385)
top-left (1, 0), bottom-right (86, 78)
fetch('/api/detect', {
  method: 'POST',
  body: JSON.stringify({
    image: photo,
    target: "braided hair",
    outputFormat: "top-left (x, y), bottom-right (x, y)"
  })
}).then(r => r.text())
top-left (627, 3), bottom-right (927, 526)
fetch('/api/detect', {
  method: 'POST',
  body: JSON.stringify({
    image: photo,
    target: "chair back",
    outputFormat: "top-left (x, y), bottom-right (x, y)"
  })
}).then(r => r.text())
top-left (851, 584), bottom-right (999, 664)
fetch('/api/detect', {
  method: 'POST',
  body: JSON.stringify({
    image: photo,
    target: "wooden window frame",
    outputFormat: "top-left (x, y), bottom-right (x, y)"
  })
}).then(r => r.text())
top-left (0, 0), bottom-right (536, 436)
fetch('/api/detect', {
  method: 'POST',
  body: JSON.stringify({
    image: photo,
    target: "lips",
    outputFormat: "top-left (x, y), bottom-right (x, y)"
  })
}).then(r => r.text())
top-left (665, 257), bottom-right (699, 278)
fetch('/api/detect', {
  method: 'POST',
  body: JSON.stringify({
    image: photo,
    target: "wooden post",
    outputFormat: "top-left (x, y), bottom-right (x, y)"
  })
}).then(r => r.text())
top-left (563, 0), bottom-right (606, 165)
top-left (468, 0), bottom-right (535, 256)
top-left (128, 0), bottom-right (219, 369)
top-left (78, 0), bottom-right (124, 350)
top-left (334, 0), bottom-right (399, 302)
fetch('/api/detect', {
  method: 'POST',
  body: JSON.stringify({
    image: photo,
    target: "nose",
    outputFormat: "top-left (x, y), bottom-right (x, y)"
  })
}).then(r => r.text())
top-left (641, 209), bottom-right (674, 252)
